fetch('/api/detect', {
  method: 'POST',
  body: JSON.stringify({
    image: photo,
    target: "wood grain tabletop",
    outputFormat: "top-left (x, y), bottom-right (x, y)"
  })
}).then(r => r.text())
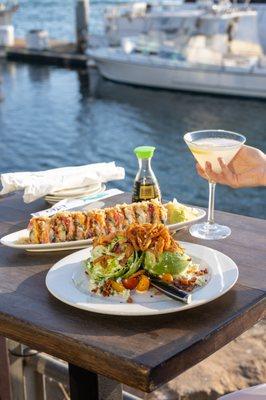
top-left (0, 192), bottom-right (265, 392)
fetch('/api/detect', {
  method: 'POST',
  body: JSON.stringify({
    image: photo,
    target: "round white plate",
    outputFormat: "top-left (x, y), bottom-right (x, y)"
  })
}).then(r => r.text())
top-left (45, 187), bottom-right (102, 200)
top-left (45, 242), bottom-right (238, 316)
top-left (45, 184), bottom-right (106, 204)
top-left (50, 183), bottom-right (102, 197)
top-left (0, 206), bottom-right (205, 252)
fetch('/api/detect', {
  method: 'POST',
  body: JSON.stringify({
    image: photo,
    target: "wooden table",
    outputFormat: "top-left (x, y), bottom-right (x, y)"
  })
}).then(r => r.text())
top-left (0, 192), bottom-right (265, 398)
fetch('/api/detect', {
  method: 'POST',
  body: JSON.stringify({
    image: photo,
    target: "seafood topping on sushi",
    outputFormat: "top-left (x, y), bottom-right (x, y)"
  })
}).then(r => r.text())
top-left (27, 199), bottom-right (167, 244)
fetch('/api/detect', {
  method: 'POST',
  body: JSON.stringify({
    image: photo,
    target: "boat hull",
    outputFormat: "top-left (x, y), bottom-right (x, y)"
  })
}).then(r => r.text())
top-left (94, 56), bottom-right (266, 98)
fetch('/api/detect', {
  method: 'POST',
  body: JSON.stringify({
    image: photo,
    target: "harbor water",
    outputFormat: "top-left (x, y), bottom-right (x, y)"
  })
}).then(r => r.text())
top-left (0, 62), bottom-right (265, 218)
top-left (0, 1), bottom-right (265, 219)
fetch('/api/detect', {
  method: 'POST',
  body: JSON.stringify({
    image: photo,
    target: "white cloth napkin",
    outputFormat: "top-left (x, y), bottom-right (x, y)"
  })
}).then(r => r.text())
top-left (0, 162), bottom-right (125, 203)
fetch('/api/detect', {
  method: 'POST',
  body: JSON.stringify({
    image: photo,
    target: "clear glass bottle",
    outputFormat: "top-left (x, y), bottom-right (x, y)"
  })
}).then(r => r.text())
top-left (132, 146), bottom-right (161, 202)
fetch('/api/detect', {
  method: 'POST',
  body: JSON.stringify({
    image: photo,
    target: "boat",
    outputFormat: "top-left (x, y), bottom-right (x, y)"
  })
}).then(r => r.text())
top-left (88, 1), bottom-right (266, 98)
top-left (104, 1), bottom-right (266, 51)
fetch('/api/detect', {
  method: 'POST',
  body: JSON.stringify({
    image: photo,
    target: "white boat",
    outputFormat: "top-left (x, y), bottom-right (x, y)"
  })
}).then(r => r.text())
top-left (104, 0), bottom-right (266, 52)
top-left (89, 4), bottom-right (266, 98)
top-left (88, 48), bottom-right (266, 98)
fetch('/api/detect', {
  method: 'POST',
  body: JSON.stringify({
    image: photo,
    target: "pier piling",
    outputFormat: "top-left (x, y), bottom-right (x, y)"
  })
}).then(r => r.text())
top-left (75, 0), bottom-right (88, 54)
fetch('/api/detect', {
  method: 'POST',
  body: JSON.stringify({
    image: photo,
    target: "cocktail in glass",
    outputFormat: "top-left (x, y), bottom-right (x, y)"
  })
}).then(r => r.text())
top-left (184, 130), bottom-right (246, 240)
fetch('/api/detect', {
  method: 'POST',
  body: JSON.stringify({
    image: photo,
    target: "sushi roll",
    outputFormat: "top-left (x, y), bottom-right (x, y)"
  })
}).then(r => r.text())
top-left (28, 199), bottom-right (168, 244)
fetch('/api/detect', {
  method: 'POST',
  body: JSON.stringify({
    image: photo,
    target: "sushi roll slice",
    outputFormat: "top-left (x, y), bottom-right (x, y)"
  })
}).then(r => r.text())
top-left (39, 218), bottom-right (54, 243)
top-left (104, 207), bottom-right (119, 234)
top-left (114, 205), bottom-right (127, 230)
top-left (133, 201), bottom-right (149, 224)
top-left (120, 203), bottom-right (136, 226)
top-left (28, 217), bottom-right (53, 244)
top-left (158, 200), bottom-right (168, 224)
top-left (72, 211), bottom-right (87, 240)
top-left (28, 217), bottom-right (40, 243)
top-left (51, 214), bottom-right (66, 242)
top-left (146, 201), bottom-right (156, 223)
top-left (86, 209), bottom-right (106, 238)
top-left (147, 199), bottom-right (167, 224)
top-left (52, 212), bottom-right (75, 242)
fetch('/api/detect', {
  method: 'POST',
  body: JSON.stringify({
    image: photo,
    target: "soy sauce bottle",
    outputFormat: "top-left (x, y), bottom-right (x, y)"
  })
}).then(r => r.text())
top-left (132, 146), bottom-right (161, 202)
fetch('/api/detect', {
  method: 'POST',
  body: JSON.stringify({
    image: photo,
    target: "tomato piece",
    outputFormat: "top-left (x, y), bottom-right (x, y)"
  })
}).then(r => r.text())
top-left (122, 276), bottom-right (139, 290)
top-left (161, 273), bottom-right (174, 283)
top-left (136, 275), bottom-right (150, 293)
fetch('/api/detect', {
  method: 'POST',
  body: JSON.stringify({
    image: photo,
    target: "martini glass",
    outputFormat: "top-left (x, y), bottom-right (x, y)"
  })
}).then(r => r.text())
top-left (184, 130), bottom-right (246, 240)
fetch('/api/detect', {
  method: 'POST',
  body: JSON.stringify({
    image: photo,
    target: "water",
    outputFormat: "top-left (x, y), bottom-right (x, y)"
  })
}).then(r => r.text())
top-left (0, 62), bottom-right (265, 219)
top-left (13, 0), bottom-right (121, 40)
top-left (1, 1), bottom-right (266, 218)
top-left (12, 0), bottom-right (266, 50)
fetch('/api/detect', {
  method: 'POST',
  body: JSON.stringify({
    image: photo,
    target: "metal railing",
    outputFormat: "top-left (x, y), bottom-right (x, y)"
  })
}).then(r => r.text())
top-left (6, 339), bottom-right (141, 400)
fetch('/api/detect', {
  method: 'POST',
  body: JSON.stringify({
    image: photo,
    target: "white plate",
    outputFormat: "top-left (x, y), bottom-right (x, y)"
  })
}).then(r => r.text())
top-left (45, 186), bottom-right (103, 200)
top-left (50, 183), bottom-right (102, 197)
top-left (0, 206), bottom-right (205, 252)
top-left (45, 184), bottom-right (106, 204)
top-left (45, 242), bottom-right (238, 316)
top-left (0, 229), bottom-right (93, 252)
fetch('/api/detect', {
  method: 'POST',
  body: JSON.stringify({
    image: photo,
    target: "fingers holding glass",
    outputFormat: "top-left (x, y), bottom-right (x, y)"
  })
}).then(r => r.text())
top-left (196, 158), bottom-right (239, 189)
top-left (184, 129), bottom-right (246, 240)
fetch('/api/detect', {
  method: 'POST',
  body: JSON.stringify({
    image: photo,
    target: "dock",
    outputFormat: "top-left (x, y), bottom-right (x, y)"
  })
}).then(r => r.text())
top-left (5, 39), bottom-right (95, 68)
top-left (1, 0), bottom-right (95, 69)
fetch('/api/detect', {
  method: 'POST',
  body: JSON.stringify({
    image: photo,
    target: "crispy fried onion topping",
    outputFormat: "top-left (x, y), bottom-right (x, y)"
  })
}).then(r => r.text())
top-left (125, 223), bottom-right (183, 254)
top-left (94, 223), bottom-right (183, 255)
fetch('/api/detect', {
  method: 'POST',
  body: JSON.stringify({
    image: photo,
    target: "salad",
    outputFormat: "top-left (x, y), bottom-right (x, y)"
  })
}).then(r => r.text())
top-left (85, 223), bottom-right (208, 302)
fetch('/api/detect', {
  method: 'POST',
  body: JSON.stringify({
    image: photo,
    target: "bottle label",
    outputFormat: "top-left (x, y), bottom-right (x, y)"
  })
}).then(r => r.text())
top-left (139, 185), bottom-right (155, 199)
top-left (133, 181), bottom-right (160, 202)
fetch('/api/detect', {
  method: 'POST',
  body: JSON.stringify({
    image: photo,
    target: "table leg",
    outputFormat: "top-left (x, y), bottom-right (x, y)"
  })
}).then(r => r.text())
top-left (68, 364), bottom-right (123, 400)
top-left (69, 364), bottom-right (98, 400)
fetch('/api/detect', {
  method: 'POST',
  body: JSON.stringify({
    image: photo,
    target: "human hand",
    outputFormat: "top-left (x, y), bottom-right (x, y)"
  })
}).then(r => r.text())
top-left (196, 145), bottom-right (266, 188)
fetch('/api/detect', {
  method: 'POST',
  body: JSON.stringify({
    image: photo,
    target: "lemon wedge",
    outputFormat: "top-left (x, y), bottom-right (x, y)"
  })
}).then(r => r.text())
top-left (189, 146), bottom-right (209, 155)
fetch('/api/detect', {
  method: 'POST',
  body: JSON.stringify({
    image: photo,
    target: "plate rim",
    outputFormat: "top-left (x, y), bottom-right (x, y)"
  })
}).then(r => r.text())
top-left (45, 242), bottom-right (239, 316)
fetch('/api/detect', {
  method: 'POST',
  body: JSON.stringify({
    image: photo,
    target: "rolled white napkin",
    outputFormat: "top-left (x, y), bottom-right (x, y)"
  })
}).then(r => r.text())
top-left (0, 162), bottom-right (125, 203)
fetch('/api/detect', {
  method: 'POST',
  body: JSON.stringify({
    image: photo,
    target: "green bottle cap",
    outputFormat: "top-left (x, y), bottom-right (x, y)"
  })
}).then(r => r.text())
top-left (134, 146), bottom-right (156, 159)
